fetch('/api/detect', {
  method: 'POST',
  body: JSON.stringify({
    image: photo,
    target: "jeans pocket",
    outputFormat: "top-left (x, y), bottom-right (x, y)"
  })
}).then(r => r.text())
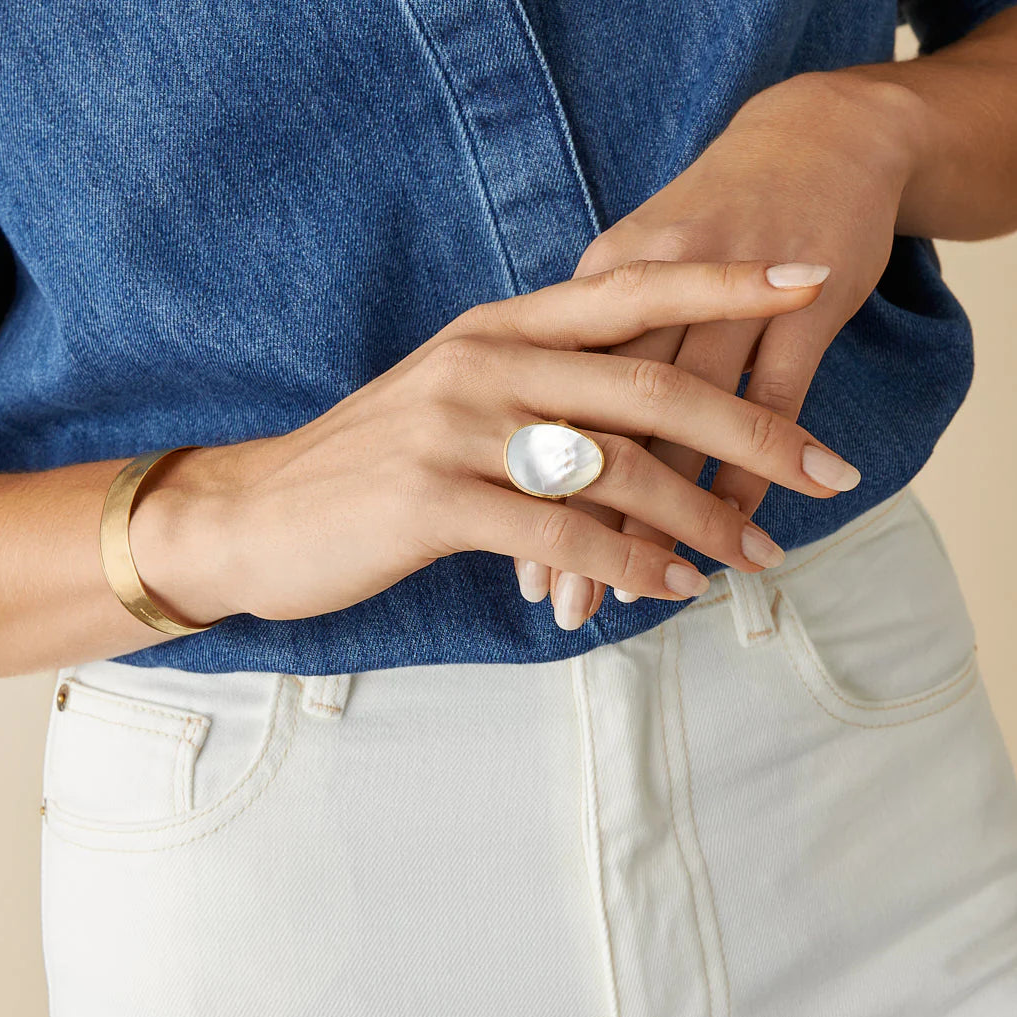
top-left (770, 489), bottom-right (980, 728)
top-left (42, 665), bottom-right (300, 852)
top-left (42, 675), bottom-right (211, 823)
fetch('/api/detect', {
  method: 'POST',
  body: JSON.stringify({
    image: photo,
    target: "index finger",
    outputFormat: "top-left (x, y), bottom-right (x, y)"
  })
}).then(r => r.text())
top-left (468, 259), bottom-right (831, 351)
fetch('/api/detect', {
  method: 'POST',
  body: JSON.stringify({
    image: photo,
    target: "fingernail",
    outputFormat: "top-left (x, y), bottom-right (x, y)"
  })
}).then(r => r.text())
top-left (663, 562), bottom-right (710, 598)
top-left (765, 262), bottom-right (831, 289)
top-left (516, 559), bottom-right (549, 603)
top-left (802, 444), bottom-right (862, 492)
top-left (554, 573), bottom-right (594, 630)
top-left (614, 588), bottom-right (640, 603)
top-left (741, 524), bottom-right (785, 569)
top-left (721, 495), bottom-right (740, 512)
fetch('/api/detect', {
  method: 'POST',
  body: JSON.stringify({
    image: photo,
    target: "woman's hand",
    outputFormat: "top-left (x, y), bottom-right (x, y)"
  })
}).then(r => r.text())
top-left (130, 259), bottom-right (859, 627)
top-left (523, 71), bottom-right (913, 622)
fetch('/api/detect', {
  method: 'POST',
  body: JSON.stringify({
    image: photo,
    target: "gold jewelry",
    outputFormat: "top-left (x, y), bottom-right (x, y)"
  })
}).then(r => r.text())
top-left (503, 418), bottom-right (605, 501)
top-left (99, 445), bottom-right (225, 636)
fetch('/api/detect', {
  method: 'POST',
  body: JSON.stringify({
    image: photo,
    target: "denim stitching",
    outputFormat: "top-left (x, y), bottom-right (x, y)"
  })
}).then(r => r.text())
top-left (779, 587), bottom-right (978, 714)
top-left (672, 619), bottom-right (731, 1016)
top-left (655, 624), bottom-right (714, 1015)
top-left (569, 652), bottom-right (621, 1017)
top-left (399, 0), bottom-right (522, 295)
top-left (66, 679), bottom-right (211, 728)
top-left (55, 707), bottom-right (206, 747)
top-left (42, 683), bottom-right (299, 853)
top-left (44, 675), bottom-right (295, 839)
top-left (758, 489), bottom-right (910, 586)
top-left (776, 599), bottom-right (979, 729)
top-left (507, 0), bottom-right (601, 237)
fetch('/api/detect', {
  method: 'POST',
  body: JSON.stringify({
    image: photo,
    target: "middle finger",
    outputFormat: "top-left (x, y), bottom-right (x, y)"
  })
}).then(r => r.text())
top-left (501, 342), bottom-right (860, 499)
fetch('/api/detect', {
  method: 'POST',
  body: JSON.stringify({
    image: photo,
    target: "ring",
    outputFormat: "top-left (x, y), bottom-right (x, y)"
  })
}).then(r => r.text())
top-left (503, 418), bottom-right (605, 500)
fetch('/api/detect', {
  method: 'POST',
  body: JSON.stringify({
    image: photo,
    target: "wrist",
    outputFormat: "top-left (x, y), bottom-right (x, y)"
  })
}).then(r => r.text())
top-left (128, 444), bottom-right (248, 626)
top-left (732, 69), bottom-right (930, 207)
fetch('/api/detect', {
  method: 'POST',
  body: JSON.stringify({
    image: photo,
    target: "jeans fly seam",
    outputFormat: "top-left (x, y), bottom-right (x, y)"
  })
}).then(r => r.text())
top-left (671, 619), bottom-right (731, 1016)
top-left (569, 651), bottom-right (621, 1017)
top-left (173, 728), bottom-right (185, 815)
top-left (655, 624), bottom-right (714, 1016)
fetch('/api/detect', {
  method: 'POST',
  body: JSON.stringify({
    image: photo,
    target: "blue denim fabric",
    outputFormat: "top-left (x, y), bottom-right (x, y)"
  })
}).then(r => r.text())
top-left (1, 0), bottom-right (1012, 675)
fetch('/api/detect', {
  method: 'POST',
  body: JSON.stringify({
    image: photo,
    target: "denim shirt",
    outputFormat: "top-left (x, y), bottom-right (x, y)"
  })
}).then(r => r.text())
top-left (1, 0), bottom-right (1012, 675)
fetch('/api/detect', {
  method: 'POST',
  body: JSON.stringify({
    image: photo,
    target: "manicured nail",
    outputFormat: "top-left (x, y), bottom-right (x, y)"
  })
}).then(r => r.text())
top-left (554, 572), bottom-right (594, 630)
top-left (741, 524), bottom-right (785, 569)
top-left (614, 588), bottom-right (640, 603)
top-left (802, 444), bottom-right (862, 491)
top-left (663, 562), bottom-right (710, 598)
top-left (765, 262), bottom-right (831, 289)
top-left (721, 495), bottom-right (740, 512)
top-left (516, 559), bottom-right (549, 603)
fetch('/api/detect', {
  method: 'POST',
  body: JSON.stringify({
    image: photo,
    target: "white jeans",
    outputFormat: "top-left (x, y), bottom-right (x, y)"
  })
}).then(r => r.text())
top-left (40, 485), bottom-right (1017, 1016)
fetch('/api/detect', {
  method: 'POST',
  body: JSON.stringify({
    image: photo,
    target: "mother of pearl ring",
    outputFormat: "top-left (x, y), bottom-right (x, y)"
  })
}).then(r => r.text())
top-left (503, 419), bottom-right (606, 500)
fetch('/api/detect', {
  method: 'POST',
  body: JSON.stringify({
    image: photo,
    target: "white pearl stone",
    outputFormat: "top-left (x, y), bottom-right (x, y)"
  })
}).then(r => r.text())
top-left (504, 423), bottom-right (603, 498)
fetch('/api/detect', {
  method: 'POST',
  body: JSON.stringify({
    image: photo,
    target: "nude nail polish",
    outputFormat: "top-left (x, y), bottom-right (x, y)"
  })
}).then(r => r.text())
top-left (516, 559), bottom-right (549, 603)
top-left (554, 573), bottom-right (593, 630)
top-left (802, 444), bottom-right (862, 492)
top-left (663, 562), bottom-right (710, 598)
top-left (741, 524), bottom-right (785, 569)
top-left (765, 262), bottom-right (831, 288)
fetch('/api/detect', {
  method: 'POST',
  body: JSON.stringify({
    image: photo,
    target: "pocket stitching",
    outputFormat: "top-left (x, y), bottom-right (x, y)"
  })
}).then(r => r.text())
top-left (64, 679), bottom-right (211, 729)
top-left (57, 705), bottom-right (209, 746)
top-left (776, 588), bottom-right (979, 728)
top-left (43, 674), bottom-right (299, 851)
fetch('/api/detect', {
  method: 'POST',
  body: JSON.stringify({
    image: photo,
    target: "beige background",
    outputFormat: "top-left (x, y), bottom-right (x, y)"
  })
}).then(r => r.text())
top-left (2, 26), bottom-right (1015, 1017)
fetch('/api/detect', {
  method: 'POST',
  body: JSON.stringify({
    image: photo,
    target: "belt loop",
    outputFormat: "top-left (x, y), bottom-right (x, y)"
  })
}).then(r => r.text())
top-left (300, 673), bottom-right (353, 719)
top-left (724, 568), bottom-right (778, 649)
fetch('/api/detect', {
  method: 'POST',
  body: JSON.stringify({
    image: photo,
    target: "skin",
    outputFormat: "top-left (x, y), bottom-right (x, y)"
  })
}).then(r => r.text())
top-left (2, 9), bottom-right (1015, 672)
top-left (519, 7), bottom-right (1017, 628)
top-left (0, 259), bottom-right (853, 676)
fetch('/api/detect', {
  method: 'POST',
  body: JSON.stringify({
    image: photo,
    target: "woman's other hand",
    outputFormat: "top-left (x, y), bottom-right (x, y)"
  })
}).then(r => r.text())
top-left (129, 259), bottom-right (855, 628)
top-left (524, 71), bottom-right (916, 619)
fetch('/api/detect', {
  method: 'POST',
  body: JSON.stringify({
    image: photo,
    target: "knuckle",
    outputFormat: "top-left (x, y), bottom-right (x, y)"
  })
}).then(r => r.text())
top-left (630, 359), bottom-right (688, 409)
top-left (603, 257), bottom-right (653, 296)
top-left (750, 375), bottom-right (802, 419)
top-left (424, 333), bottom-right (493, 388)
top-left (693, 494), bottom-right (729, 544)
top-left (617, 538), bottom-right (646, 590)
top-left (713, 260), bottom-right (738, 293)
top-left (747, 405), bottom-right (782, 457)
top-left (539, 506), bottom-right (579, 558)
top-left (601, 436), bottom-right (645, 489)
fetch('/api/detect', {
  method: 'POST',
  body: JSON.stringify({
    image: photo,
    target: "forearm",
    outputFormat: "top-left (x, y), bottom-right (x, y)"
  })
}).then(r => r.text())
top-left (734, 8), bottom-right (1017, 242)
top-left (0, 447), bottom-right (236, 679)
top-left (837, 6), bottom-right (1017, 240)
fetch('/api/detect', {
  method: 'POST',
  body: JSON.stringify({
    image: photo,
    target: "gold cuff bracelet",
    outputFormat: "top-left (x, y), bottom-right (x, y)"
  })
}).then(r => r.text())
top-left (98, 445), bottom-right (225, 636)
